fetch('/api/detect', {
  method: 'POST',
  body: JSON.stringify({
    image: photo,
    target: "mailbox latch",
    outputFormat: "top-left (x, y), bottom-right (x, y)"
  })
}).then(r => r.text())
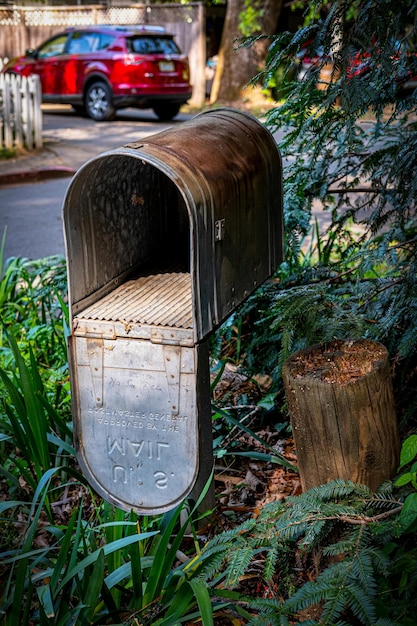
top-left (215, 219), bottom-right (225, 241)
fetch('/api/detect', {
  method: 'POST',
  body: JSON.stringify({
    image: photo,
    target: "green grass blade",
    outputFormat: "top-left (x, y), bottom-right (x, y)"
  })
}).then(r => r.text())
top-left (1, 547), bottom-right (52, 566)
top-left (93, 521), bottom-right (138, 531)
top-left (227, 450), bottom-right (297, 470)
top-left (105, 505), bottom-right (125, 574)
top-left (46, 431), bottom-right (75, 456)
top-left (104, 557), bottom-right (153, 589)
top-left (0, 500), bottom-right (28, 514)
top-left (8, 558), bottom-right (33, 626)
top-left (158, 578), bottom-right (194, 625)
top-left (67, 498), bottom-right (85, 577)
top-left (142, 506), bottom-right (183, 606)
top-left (49, 507), bottom-right (79, 592)
top-left (4, 450), bottom-right (37, 492)
top-left (82, 548), bottom-right (105, 624)
top-left (1, 398), bottom-right (40, 487)
top-left (55, 289), bottom-right (70, 338)
top-left (214, 405), bottom-right (297, 471)
top-left (3, 469), bottom-right (57, 624)
top-left (0, 226), bottom-right (6, 277)
top-left (37, 584), bottom-right (55, 619)
top-left (56, 532), bottom-right (158, 594)
top-left (0, 368), bottom-right (37, 453)
top-left (210, 359), bottom-right (227, 393)
top-left (53, 509), bottom-right (84, 624)
top-left (0, 333), bottom-right (50, 471)
top-left (0, 464), bottom-right (20, 490)
top-left (127, 520), bottom-right (143, 609)
top-left (188, 580), bottom-right (214, 626)
top-left (29, 467), bottom-right (61, 519)
top-left (39, 392), bottom-right (73, 440)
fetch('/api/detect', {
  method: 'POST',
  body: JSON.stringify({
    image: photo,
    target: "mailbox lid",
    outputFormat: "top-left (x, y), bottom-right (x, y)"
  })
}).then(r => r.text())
top-left (127, 108), bottom-right (284, 340)
top-left (63, 108), bottom-right (283, 343)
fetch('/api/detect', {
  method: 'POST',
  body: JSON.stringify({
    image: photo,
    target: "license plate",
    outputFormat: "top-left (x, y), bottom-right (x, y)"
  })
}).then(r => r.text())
top-left (159, 61), bottom-right (175, 72)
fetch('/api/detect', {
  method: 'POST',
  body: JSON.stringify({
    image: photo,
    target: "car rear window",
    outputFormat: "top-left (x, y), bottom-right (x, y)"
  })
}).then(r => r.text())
top-left (126, 36), bottom-right (180, 55)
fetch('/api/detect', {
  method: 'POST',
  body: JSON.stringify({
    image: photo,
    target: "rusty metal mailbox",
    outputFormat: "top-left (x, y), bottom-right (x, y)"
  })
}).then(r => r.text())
top-left (63, 108), bottom-right (283, 515)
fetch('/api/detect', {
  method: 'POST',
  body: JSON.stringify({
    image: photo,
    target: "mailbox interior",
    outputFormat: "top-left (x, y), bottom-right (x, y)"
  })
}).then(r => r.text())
top-left (65, 153), bottom-right (192, 323)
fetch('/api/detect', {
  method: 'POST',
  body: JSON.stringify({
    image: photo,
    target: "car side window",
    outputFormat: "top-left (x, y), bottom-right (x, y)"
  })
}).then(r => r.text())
top-left (98, 34), bottom-right (117, 50)
top-left (68, 32), bottom-right (99, 54)
top-left (38, 34), bottom-right (68, 58)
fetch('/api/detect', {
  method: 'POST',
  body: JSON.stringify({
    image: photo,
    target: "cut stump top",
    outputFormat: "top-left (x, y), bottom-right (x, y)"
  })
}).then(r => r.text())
top-left (283, 339), bottom-right (388, 385)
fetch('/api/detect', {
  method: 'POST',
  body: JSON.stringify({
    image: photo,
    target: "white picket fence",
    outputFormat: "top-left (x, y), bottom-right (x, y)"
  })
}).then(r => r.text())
top-left (0, 72), bottom-right (43, 151)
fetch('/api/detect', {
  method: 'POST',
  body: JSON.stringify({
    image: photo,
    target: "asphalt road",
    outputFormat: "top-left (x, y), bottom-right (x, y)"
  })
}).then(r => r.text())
top-left (1, 177), bottom-right (71, 260)
top-left (0, 105), bottom-right (193, 261)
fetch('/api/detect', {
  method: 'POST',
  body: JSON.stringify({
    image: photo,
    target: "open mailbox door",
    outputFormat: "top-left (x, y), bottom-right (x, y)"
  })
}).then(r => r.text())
top-left (63, 108), bottom-right (283, 514)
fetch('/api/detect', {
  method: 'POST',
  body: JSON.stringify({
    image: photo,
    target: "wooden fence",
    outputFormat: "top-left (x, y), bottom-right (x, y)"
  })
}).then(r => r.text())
top-left (0, 73), bottom-right (43, 151)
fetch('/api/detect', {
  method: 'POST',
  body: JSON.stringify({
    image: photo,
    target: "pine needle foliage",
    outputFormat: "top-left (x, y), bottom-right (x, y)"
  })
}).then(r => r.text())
top-left (232, 0), bottom-right (417, 429)
top-left (198, 479), bottom-right (415, 625)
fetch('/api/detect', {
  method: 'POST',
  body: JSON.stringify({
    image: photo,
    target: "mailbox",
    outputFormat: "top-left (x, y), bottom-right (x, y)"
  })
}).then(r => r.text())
top-left (63, 108), bottom-right (283, 514)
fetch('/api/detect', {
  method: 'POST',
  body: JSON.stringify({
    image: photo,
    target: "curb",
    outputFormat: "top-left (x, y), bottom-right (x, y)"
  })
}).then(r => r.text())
top-left (0, 166), bottom-right (76, 187)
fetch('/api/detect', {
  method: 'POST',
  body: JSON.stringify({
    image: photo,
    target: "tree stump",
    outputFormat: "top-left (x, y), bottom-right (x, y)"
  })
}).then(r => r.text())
top-left (282, 339), bottom-right (400, 492)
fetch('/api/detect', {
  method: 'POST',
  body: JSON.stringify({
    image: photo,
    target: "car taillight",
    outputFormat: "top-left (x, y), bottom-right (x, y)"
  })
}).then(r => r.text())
top-left (182, 62), bottom-right (190, 81)
top-left (123, 54), bottom-right (144, 66)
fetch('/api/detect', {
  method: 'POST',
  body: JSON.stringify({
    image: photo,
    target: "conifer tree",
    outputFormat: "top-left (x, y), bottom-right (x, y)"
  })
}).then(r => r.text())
top-left (242, 0), bottom-right (417, 427)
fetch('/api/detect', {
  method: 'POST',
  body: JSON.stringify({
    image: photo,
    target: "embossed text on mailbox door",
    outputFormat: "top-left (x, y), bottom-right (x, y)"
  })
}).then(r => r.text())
top-left (73, 336), bottom-right (199, 513)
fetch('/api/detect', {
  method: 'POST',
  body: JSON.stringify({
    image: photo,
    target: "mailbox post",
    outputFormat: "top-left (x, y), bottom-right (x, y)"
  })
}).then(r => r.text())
top-left (63, 108), bottom-right (283, 515)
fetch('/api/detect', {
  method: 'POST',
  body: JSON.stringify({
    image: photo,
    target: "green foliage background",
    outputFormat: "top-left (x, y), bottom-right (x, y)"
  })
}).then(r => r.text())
top-left (234, 0), bottom-right (417, 432)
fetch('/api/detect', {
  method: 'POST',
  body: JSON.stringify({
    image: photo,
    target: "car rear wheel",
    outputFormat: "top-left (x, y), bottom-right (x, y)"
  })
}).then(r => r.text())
top-left (152, 103), bottom-right (181, 121)
top-left (85, 82), bottom-right (115, 121)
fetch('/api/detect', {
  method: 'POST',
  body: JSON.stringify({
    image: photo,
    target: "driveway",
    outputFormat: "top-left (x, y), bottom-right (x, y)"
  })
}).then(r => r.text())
top-left (0, 105), bottom-right (193, 261)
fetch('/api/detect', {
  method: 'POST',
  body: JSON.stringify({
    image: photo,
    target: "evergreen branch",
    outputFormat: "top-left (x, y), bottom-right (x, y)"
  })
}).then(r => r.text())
top-left (273, 507), bottom-right (402, 536)
top-left (358, 278), bottom-right (403, 308)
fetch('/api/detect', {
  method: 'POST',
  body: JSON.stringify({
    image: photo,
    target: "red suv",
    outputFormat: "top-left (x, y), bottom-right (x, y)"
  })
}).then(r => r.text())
top-left (3, 25), bottom-right (192, 121)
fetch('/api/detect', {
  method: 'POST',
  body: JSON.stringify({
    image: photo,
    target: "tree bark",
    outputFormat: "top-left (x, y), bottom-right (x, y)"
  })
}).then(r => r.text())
top-left (210, 0), bottom-right (283, 104)
top-left (282, 339), bottom-right (400, 492)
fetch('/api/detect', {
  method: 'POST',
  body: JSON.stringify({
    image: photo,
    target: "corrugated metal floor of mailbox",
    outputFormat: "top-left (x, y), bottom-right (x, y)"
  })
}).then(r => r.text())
top-left (63, 108), bottom-right (283, 515)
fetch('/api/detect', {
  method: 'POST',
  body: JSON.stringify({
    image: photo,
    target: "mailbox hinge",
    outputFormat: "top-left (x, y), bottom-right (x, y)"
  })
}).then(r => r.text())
top-left (163, 345), bottom-right (180, 416)
top-left (86, 337), bottom-right (104, 407)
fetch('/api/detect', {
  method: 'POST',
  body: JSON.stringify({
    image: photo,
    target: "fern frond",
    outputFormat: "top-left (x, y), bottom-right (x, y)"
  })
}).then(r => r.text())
top-left (224, 545), bottom-right (257, 587)
top-left (198, 548), bottom-right (231, 583)
top-left (263, 545), bottom-right (279, 583)
top-left (285, 560), bottom-right (346, 613)
top-left (246, 599), bottom-right (289, 626)
top-left (321, 586), bottom-right (352, 624)
top-left (203, 519), bottom-right (255, 547)
top-left (299, 518), bottom-right (329, 549)
top-left (322, 534), bottom-right (362, 558)
top-left (306, 479), bottom-right (374, 502)
top-left (344, 580), bottom-right (377, 625)
top-left (349, 550), bottom-right (377, 597)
